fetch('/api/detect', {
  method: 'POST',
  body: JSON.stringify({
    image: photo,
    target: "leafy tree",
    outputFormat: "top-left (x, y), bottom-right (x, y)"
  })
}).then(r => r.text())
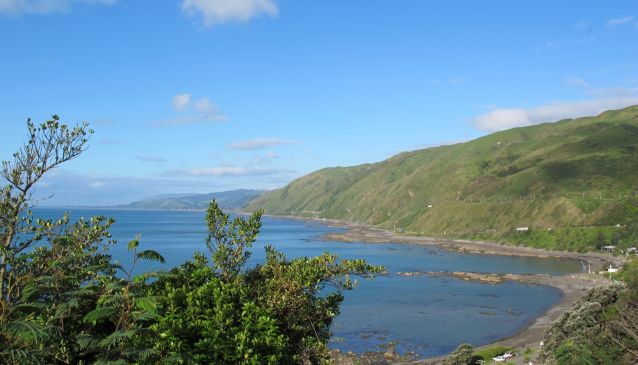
top-left (444, 343), bottom-right (474, 365)
top-left (553, 339), bottom-right (595, 365)
top-left (147, 202), bottom-right (383, 364)
top-left (0, 118), bottom-right (383, 364)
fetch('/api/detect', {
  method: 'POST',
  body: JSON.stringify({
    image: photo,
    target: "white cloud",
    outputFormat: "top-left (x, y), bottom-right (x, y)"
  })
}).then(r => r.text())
top-left (31, 169), bottom-right (244, 206)
top-left (228, 138), bottom-right (295, 150)
top-left (607, 15), bottom-right (634, 27)
top-left (162, 166), bottom-right (293, 177)
top-left (154, 94), bottom-right (226, 127)
top-left (172, 93), bottom-right (191, 111)
top-left (473, 95), bottom-right (638, 132)
top-left (193, 97), bottom-right (217, 114)
top-left (181, 0), bottom-right (278, 27)
top-left (0, 0), bottom-right (115, 15)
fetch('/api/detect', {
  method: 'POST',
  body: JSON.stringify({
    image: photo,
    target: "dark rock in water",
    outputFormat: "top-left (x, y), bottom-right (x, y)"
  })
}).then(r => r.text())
top-left (330, 350), bottom-right (391, 365)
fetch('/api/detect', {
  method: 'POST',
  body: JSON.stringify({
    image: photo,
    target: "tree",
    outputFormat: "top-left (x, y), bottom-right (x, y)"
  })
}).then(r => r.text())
top-left (147, 202), bottom-right (384, 364)
top-left (554, 339), bottom-right (595, 365)
top-left (1, 117), bottom-right (91, 302)
top-left (0, 118), bottom-right (383, 364)
top-left (444, 343), bottom-right (474, 365)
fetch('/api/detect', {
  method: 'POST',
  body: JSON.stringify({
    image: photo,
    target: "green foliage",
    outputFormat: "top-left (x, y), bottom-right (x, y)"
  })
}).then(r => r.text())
top-left (553, 339), bottom-right (595, 365)
top-left (205, 200), bottom-right (263, 281)
top-left (247, 105), bottom-right (638, 251)
top-left (540, 281), bottom-right (638, 365)
top-left (0, 119), bottom-right (383, 364)
top-left (146, 256), bottom-right (288, 364)
top-left (472, 345), bottom-right (512, 362)
top-left (444, 343), bottom-right (474, 365)
top-left (540, 284), bottom-right (623, 362)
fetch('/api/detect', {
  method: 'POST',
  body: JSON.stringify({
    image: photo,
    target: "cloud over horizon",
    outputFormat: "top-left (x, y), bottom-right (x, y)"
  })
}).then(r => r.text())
top-left (31, 169), bottom-right (284, 206)
top-left (161, 165), bottom-right (294, 178)
top-left (473, 96), bottom-right (638, 132)
top-left (474, 81), bottom-right (638, 132)
top-left (181, 0), bottom-right (278, 27)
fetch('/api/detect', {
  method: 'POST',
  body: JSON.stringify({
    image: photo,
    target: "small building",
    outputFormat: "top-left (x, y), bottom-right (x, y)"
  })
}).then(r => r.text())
top-left (601, 245), bottom-right (617, 252)
top-left (516, 227), bottom-right (529, 232)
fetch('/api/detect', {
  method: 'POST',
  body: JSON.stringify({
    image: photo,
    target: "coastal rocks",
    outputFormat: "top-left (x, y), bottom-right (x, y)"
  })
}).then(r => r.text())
top-left (450, 271), bottom-right (504, 284)
top-left (425, 271), bottom-right (505, 284)
top-left (329, 349), bottom-right (392, 365)
top-left (396, 271), bottom-right (427, 277)
top-left (384, 346), bottom-right (397, 360)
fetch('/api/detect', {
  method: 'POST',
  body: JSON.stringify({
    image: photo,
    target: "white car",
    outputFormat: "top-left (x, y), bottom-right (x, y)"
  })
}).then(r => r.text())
top-left (492, 355), bottom-right (505, 362)
top-left (502, 352), bottom-right (513, 359)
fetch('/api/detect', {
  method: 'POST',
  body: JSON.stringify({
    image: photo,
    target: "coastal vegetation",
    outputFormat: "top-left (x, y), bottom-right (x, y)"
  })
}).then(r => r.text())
top-left (0, 119), bottom-right (382, 364)
top-left (440, 259), bottom-right (637, 364)
top-left (246, 105), bottom-right (638, 252)
top-left (539, 258), bottom-right (638, 365)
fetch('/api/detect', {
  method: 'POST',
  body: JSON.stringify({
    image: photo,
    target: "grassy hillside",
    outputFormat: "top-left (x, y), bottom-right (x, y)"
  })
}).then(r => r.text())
top-left (246, 105), bottom-right (638, 251)
top-left (119, 189), bottom-right (264, 210)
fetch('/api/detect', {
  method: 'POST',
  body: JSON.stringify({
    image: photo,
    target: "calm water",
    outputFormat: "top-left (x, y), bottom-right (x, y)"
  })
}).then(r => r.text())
top-left (34, 208), bottom-right (580, 358)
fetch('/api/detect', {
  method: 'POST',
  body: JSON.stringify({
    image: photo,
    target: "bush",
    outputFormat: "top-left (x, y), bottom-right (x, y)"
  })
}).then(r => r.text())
top-left (0, 119), bottom-right (383, 364)
top-left (444, 343), bottom-right (474, 365)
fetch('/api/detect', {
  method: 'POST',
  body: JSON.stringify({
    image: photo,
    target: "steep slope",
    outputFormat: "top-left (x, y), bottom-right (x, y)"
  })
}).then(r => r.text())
top-left (119, 189), bottom-right (265, 210)
top-left (246, 105), bottom-right (638, 251)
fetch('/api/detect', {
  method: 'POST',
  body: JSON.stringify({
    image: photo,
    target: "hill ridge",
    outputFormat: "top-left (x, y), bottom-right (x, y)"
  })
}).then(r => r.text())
top-left (245, 105), bottom-right (638, 251)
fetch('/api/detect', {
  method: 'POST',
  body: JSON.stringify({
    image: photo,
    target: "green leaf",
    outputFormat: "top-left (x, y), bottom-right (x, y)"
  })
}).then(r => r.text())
top-left (83, 307), bottom-right (119, 324)
top-left (128, 239), bottom-right (139, 250)
top-left (134, 296), bottom-right (159, 313)
top-left (136, 249), bottom-right (166, 264)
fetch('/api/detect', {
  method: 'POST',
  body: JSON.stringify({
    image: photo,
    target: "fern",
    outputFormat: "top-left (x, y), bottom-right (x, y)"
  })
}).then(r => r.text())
top-left (136, 249), bottom-right (166, 264)
top-left (83, 307), bottom-right (119, 324)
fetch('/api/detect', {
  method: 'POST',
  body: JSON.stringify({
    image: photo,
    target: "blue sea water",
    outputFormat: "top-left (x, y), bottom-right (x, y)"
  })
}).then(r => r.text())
top-left (34, 208), bottom-right (579, 358)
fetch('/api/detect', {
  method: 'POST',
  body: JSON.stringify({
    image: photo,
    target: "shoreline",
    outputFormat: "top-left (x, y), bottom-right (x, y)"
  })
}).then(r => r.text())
top-left (266, 214), bottom-right (621, 364)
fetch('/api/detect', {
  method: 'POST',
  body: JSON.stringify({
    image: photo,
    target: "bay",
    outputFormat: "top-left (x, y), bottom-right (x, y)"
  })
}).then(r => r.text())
top-left (34, 208), bottom-right (580, 358)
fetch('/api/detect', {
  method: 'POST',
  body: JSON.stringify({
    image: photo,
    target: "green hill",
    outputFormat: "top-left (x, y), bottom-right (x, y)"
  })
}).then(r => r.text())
top-left (246, 105), bottom-right (638, 251)
top-left (119, 189), bottom-right (264, 211)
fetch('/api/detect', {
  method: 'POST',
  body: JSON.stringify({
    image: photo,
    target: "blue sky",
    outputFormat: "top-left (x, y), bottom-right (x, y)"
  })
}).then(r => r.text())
top-left (0, 0), bottom-right (637, 205)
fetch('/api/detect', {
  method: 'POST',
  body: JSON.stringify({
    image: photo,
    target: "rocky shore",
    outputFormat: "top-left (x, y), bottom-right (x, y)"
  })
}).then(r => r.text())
top-left (315, 222), bottom-right (621, 364)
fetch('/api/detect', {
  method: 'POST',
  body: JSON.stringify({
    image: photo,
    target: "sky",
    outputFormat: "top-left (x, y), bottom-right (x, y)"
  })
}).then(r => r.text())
top-left (0, 0), bottom-right (637, 205)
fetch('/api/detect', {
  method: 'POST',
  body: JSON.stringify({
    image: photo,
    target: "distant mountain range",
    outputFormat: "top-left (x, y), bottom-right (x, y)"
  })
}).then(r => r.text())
top-left (245, 105), bottom-right (638, 251)
top-left (118, 189), bottom-right (265, 211)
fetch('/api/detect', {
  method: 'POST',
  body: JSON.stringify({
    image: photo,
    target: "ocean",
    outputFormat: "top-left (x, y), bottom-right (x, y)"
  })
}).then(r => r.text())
top-left (34, 208), bottom-right (580, 358)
